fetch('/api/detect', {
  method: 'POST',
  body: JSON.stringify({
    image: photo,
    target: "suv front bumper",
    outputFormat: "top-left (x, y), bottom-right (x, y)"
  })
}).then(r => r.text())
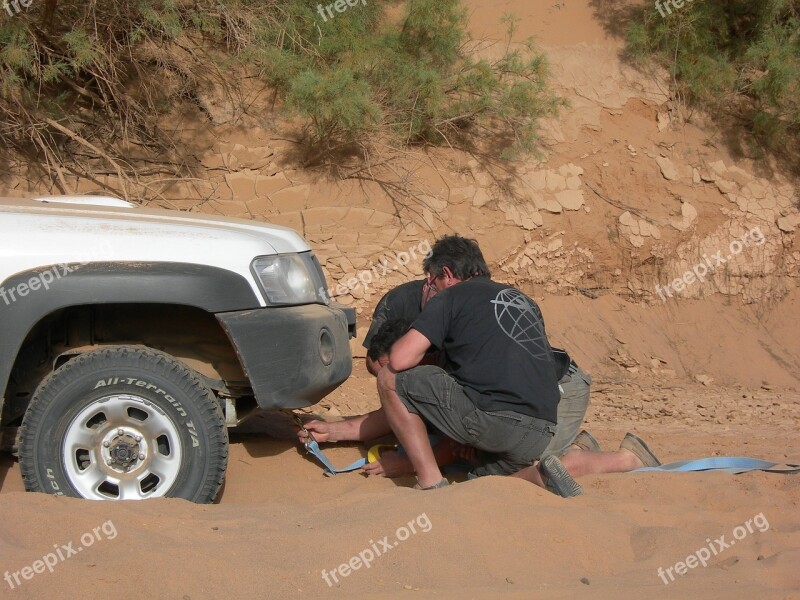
top-left (217, 304), bottom-right (353, 410)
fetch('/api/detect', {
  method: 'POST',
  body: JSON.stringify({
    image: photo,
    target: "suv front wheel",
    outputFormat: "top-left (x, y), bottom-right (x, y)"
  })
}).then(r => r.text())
top-left (19, 346), bottom-right (228, 503)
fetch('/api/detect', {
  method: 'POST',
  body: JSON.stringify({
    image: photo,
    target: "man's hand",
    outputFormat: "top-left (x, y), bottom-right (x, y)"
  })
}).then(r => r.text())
top-left (366, 353), bottom-right (390, 377)
top-left (296, 419), bottom-right (334, 444)
top-left (362, 450), bottom-right (415, 478)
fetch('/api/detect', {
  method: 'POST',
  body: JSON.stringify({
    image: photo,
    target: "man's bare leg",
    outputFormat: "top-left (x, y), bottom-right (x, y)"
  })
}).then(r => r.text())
top-left (298, 409), bottom-right (392, 444)
top-left (377, 367), bottom-right (443, 488)
top-left (510, 462), bottom-right (547, 487)
top-left (560, 448), bottom-right (642, 477)
top-left (511, 448), bottom-right (644, 486)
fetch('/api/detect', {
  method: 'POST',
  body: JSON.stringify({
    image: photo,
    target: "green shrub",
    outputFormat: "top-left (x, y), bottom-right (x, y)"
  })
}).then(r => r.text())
top-left (218, 0), bottom-right (562, 157)
top-left (627, 0), bottom-right (800, 162)
top-left (0, 0), bottom-right (561, 195)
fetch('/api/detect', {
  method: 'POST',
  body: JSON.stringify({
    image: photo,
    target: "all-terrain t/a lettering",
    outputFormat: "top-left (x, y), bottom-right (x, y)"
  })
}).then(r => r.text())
top-left (93, 378), bottom-right (189, 417)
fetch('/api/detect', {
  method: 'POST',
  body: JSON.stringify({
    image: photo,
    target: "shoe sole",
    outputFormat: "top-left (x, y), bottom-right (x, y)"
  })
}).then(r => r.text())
top-left (573, 430), bottom-right (601, 452)
top-left (620, 433), bottom-right (661, 467)
top-left (541, 455), bottom-right (583, 497)
top-left (413, 478), bottom-right (450, 490)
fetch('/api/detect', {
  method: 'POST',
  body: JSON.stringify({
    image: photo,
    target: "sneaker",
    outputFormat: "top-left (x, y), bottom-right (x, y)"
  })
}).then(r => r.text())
top-left (413, 478), bottom-right (450, 491)
top-left (541, 455), bottom-right (583, 497)
top-left (572, 430), bottom-right (601, 452)
top-left (620, 433), bottom-right (661, 468)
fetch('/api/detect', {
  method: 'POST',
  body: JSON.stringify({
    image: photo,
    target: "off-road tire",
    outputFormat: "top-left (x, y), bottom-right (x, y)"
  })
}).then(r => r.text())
top-left (19, 346), bottom-right (228, 503)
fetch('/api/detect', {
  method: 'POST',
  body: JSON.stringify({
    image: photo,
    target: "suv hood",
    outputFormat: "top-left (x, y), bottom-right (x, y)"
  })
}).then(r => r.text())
top-left (0, 197), bottom-right (312, 302)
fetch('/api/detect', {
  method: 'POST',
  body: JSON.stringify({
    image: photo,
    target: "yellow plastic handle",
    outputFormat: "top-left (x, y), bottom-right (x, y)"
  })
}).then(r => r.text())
top-left (367, 444), bottom-right (395, 463)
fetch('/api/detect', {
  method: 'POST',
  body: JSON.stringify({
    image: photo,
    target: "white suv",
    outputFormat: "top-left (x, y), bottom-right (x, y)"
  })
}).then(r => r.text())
top-left (0, 196), bottom-right (355, 503)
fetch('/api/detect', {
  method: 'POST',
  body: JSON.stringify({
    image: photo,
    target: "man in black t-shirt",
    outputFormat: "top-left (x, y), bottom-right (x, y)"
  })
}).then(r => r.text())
top-left (408, 278), bottom-right (560, 421)
top-left (332, 277), bottom-right (595, 466)
top-left (377, 235), bottom-right (582, 494)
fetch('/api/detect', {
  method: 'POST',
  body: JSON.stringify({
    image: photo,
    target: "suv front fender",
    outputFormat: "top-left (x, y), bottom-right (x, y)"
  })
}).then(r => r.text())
top-left (0, 262), bottom-right (260, 408)
top-left (216, 304), bottom-right (353, 409)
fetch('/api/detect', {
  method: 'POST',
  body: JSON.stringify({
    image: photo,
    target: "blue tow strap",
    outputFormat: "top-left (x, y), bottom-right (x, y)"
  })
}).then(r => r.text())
top-left (302, 433), bottom-right (460, 476)
top-left (304, 438), bottom-right (366, 476)
top-left (301, 421), bottom-right (800, 477)
top-left (634, 457), bottom-right (800, 474)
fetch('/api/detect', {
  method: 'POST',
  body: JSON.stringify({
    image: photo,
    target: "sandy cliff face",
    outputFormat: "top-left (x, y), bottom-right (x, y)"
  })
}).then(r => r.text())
top-left (1, 2), bottom-right (797, 389)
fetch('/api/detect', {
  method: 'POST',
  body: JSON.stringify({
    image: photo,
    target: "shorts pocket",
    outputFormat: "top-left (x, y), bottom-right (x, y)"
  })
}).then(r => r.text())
top-left (461, 410), bottom-right (483, 445)
top-left (466, 411), bottom-right (530, 451)
top-left (483, 410), bottom-right (525, 423)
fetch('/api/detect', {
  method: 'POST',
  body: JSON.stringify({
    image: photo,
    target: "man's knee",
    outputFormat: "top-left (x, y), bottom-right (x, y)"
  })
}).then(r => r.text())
top-left (376, 367), bottom-right (397, 396)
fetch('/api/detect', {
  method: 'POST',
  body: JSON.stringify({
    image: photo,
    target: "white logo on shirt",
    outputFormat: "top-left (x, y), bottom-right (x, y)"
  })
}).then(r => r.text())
top-left (491, 289), bottom-right (550, 359)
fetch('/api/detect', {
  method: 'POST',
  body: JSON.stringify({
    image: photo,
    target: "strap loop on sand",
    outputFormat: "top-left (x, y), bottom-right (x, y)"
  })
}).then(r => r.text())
top-left (634, 457), bottom-right (800, 474)
top-left (304, 437), bottom-right (367, 476)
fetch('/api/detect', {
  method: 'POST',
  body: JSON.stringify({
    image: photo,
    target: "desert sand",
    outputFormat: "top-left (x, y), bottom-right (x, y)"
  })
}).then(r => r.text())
top-left (1, 0), bottom-right (799, 598)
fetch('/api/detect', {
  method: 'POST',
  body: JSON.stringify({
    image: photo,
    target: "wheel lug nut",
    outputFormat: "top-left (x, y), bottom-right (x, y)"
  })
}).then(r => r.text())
top-left (134, 435), bottom-right (142, 442)
top-left (138, 453), bottom-right (145, 460)
top-left (103, 441), bottom-right (110, 448)
top-left (117, 428), bottom-right (124, 435)
top-left (106, 459), bottom-right (113, 466)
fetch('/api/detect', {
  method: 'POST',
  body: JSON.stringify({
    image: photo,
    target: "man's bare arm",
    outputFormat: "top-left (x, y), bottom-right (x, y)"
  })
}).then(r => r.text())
top-left (389, 328), bottom-right (432, 371)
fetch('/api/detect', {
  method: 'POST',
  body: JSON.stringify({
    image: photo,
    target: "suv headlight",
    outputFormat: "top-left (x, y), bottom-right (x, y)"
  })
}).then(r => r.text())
top-left (251, 252), bottom-right (328, 306)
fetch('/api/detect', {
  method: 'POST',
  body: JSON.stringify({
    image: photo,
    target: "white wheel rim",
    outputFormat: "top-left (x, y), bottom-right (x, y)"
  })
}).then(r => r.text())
top-left (62, 394), bottom-right (184, 500)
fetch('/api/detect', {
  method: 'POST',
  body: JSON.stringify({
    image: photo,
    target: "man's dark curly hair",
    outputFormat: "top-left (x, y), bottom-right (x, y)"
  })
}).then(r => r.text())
top-left (422, 234), bottom-right (491, 280)
top-left (367, 318), bottom-right (411, 360)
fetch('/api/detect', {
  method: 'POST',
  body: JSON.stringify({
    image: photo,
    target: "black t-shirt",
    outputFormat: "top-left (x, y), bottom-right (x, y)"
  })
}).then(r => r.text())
top-left (410, 277), bottom-right (559, 423)
top-left (363, 280), bottom-right (426, 349)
